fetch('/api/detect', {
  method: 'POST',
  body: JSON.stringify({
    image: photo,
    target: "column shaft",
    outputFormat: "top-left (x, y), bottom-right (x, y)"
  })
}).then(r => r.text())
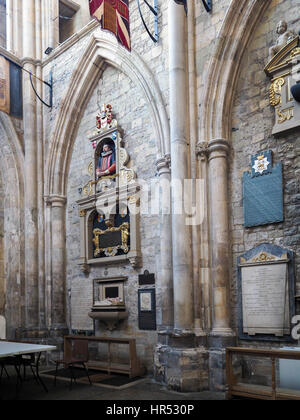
top-left (208, 140), bottom-right (232, 334)
top-left (157, 157), bottom-right (173, 329)
top-left (23, 0), bottom-right (38, 329)
top-left (50, 196), bottom-right (67, 327)
top-left (169, 0), bottom-right (193, 331)
top-left (5, 0), bottom-right (13, 52)
top-left (197, 144), bottom-right (212, 332)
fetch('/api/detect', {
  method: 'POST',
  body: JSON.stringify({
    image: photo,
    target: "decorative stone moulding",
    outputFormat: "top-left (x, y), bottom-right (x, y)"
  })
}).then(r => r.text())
top-left (265, 35), bottom-right (300, 135)
top-left (77, 182), bottom-right (141, 270)
top-left (88, 310), bottom-right (129, 331)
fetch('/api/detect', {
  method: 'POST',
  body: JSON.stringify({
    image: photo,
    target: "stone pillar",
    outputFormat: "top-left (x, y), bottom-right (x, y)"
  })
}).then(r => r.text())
top-left (13, 0), bottom-right (22, 56)
top-left (208, 139), bottom-right (235, 391)
top-left (169, 0), bottom-right (193, 332)
top-left (156, 155), bottom-right (173, 330)
top-left (208, 139), bottom-right (232, 336)
top-left (50, 0), bottom-right (59, 50)
top-left (196, 142), bottom-right (211, 333)
top-left (34, 0), bottom-right (46, 329)
top-left (153, 2), bottom-right (210, 394)
top-left (5, 0), bottom-right (13, 52)
top-left (23, 0), bottom-right (39, 330)
top-left (48, 195), bottom-right (67, 330)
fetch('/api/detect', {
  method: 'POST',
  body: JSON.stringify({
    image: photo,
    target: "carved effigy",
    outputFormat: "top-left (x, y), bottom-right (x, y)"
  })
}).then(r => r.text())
top-left (77, 105), bottom-right (140, 270)
top-left (265, 22), bottom-right (300, 135)
top-left (269, 21), bottom-right (296, 60)
top-left (82, 105), bottom-right (135, 195)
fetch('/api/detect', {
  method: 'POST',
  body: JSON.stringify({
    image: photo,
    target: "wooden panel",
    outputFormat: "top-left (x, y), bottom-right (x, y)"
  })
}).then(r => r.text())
top-left (64, 336), bottom-right (145, 378)
top-left (226, 347), bottom-right (300, 400)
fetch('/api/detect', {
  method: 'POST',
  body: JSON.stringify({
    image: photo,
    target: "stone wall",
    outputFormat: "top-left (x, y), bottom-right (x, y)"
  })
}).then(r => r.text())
top-left (66, 64), bottom-right (160, 372)
top-left (0, 118), bottom-right (24, 337)
top-left (41, 0), bottom-right (171, 372)
top-left (0, 175), bottom-right (4, 315)
top-left (230, 0), bottom-right (300, 343)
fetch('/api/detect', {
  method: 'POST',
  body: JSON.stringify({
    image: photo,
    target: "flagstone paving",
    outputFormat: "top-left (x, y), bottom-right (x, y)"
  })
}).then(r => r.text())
top-left (0, 366), bottom-right (225, 401)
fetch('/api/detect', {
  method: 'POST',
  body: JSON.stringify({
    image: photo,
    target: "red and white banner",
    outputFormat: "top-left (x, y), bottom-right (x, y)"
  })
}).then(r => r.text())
top-left (89, 0), bottom-right (131, 51)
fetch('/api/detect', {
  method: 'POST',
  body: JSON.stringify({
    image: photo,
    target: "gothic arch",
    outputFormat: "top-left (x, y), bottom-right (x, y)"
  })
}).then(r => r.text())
top-left (46, 31), bottom-right (170, 197)
top-left (199, 0), bottom-right (271, 143)
top-left (0, 113), bottom-right (25, 336)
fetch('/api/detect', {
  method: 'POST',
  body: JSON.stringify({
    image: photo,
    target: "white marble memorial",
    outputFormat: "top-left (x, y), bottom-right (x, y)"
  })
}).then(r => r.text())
top-left (241, 263), bottom-right (290, 336)
top-left (238, 244), bottom-right (295, 341)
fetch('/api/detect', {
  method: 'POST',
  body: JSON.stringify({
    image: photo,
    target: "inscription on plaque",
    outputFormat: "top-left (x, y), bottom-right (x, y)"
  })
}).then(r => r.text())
top-left (241, 264), bottom-right (289, 336)
top-left (243, 151), bottom-right (284, 227)
top-left (138, 289), bottom-right (156, 331)
top-left (237, 244), bottom-right (295, 342)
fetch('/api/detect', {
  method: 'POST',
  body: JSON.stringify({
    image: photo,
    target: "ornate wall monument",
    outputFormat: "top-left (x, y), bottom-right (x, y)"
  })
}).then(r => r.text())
top-left (265, 26), bottom-right (300, 135)
top-left (77, 105), bottom-right (140, 273)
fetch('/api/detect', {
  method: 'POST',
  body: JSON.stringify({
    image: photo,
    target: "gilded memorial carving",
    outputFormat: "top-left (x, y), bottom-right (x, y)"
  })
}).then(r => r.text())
top-left (269, 77), bottom-right (285, 107)
top-left (93, 222), bottom-right (130, 258)
top-left (265, 24), bottom-right (300, 135)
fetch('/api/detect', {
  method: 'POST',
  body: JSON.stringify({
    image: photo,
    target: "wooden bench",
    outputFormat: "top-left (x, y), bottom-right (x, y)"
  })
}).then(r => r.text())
top-left (64, 336), bottom-right (146, 379)
top-left (226, 347), bottom-right (300, 400)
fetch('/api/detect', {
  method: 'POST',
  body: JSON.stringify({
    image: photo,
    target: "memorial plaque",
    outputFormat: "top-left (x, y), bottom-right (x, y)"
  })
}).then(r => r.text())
top-left (139, 270), bottom-right (155, 286)
top-left (138, 289), bottom-right (156, 331)
top-left (241, 263), bottom-right (289, 336)
top-left (237, 243), bottom-right (295, 342)
top-left (243, 150), bottom-right (284, 227)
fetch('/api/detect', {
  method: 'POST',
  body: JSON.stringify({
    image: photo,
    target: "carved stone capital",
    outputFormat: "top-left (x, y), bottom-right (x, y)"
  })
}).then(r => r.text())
top-left (196, 142), bottom-right (209, 160)
top-left (79, 209), bottom-right (87, 217)
top-left (156, 154), bottom-right (171, 176)
top-left (129, 255), bottom-right (142, 269)
top-left (78, 262), bottom-right (90, 275)
top-left (208, 138), bottom-right (230, 161)
top-left (44, 194), bottom-right (67, 208)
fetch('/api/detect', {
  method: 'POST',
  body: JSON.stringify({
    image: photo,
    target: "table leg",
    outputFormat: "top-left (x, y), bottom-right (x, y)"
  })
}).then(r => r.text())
top-left (34, 353), bottom-right (48, 393)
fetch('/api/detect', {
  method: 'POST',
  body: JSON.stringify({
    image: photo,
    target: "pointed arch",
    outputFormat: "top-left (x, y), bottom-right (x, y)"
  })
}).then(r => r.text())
top-left (0, 113), bottom-right (25, 336)
top-left (46, 32), bottom-right (170, 197)
top-left (199, 0), bottom-right (271, 143)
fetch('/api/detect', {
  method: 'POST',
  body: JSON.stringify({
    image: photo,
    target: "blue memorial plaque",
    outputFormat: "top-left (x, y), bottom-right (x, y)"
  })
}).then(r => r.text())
top-left (243, 151), bottom-right (283, 227)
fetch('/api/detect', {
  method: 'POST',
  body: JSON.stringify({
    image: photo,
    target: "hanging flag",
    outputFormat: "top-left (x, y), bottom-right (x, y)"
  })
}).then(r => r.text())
top-left (0, 55), bottom-right (22, 118)
top-left (89, 0), bottom-right (131, 51)
top-left (0, 56), bottom-right (10, 115)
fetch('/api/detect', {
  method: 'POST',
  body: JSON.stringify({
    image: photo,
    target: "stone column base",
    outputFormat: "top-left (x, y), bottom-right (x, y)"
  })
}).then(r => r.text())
top-left (208, 331), bottom-right (236, 392)
top-left (153, 330), bottom-right (209, 392)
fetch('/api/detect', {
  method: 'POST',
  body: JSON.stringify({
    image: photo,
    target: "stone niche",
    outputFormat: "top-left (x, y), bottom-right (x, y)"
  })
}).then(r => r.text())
top-left (88, 276), bottom-right (128, 331)
top-left (237, 243), bottom-right (295, 342)
top-left (77, 105), bottom-right (141, 272)
top-left (265, 34), bottom-right (300, 135)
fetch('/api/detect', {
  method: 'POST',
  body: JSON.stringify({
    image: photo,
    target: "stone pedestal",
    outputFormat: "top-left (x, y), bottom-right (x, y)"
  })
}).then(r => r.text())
top-left (154, 330), bottom-right (209, 392)
top-left (208, 333), bottom-right (236, 391)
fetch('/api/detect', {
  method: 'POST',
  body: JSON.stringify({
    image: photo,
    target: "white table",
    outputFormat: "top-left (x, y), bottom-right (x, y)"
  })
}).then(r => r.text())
top-left (0, 341), bottom-right (56, 358)
top-left (0, 341), bottom-right (56, 394)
